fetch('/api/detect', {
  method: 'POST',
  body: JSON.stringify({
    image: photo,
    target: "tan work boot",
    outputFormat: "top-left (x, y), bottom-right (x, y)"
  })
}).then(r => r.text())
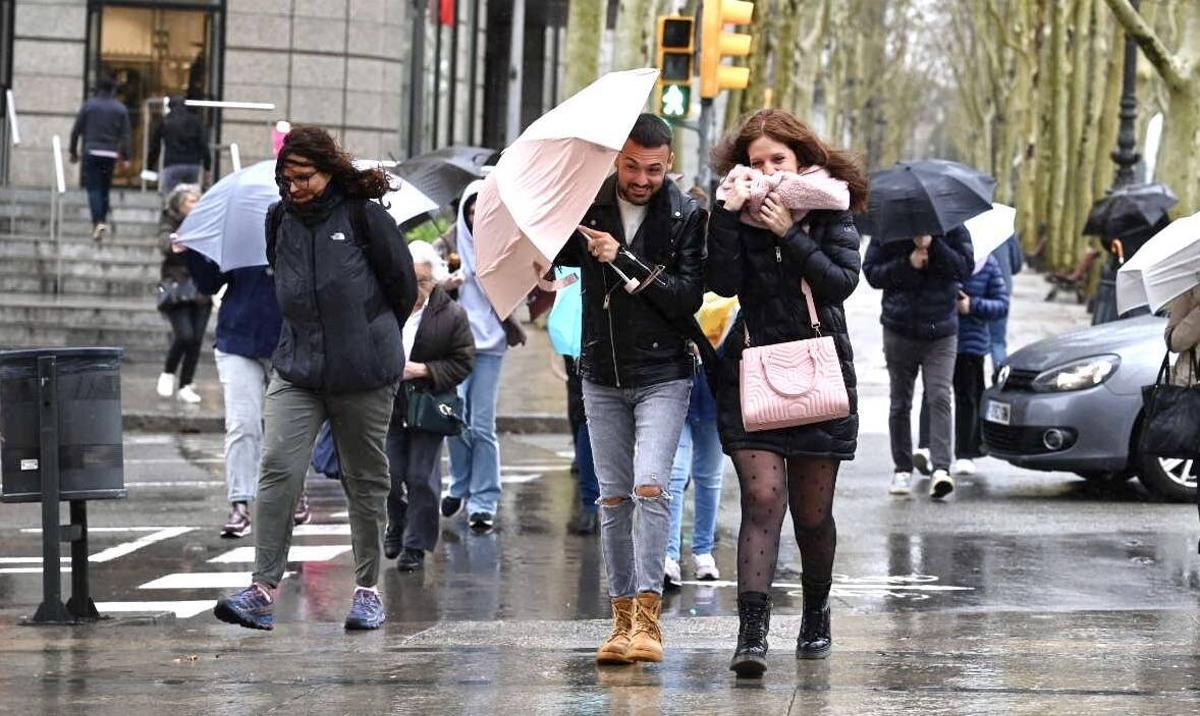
top-left (626, 591), bottom-right (664, 663)
top-left (596, 596), bottom-right (636, 665)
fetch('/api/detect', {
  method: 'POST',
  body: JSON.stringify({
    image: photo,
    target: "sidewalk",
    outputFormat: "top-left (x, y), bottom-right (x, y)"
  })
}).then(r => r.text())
top-left (119, 267), bottom-right (1088, 435)
top-left (121, 319), bottom-right (569, 434)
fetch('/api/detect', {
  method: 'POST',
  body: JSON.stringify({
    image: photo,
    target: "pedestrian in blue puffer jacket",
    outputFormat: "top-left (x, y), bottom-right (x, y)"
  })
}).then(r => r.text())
top-left (183, 251), bottom-right (287, 538)
top-left (916, 255), bottom-right (1009, 477)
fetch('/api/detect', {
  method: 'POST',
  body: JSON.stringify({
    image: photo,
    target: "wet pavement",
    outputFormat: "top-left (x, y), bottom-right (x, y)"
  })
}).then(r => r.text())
top-left (2, 272), bottom-right (1199, 713)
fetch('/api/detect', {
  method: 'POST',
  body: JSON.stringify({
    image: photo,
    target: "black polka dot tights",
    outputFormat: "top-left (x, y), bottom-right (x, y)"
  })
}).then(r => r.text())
top-left (732, 450), bottom-right (839, 594)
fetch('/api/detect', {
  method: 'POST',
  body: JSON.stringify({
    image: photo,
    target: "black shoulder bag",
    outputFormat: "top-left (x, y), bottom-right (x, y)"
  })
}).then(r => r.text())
top-left (1138, 349), bottom-right (1200, 460)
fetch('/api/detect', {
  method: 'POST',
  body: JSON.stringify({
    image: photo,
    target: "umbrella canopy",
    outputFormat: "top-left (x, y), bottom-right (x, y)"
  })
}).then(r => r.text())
top-left (394, 145), bottom-right (500, 209)
top-left (1116, 210), bottom-right (1200, 314)
top-left (964, 203), bottom-right (1017, 273)
top-left (1083, 182), bottom-right (1178, 242)
top-left (176, 160), bottom-right (278, 270)
top-left (473, 68), bottom-right (660, 319)
top-left (355, 161), bottom-right (441, 226)
top-left (867, 159), bottom-right (996, 242)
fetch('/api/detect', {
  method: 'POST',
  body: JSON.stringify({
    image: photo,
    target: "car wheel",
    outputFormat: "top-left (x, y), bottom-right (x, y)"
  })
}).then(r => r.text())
top-left (1135, 451), bottom-right (1198, 503)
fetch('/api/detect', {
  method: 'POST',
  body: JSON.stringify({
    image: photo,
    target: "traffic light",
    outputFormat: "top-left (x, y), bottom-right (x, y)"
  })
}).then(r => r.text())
top-left (656, 16), bottom-right (694, 119)
top-left (699, 0), bottom-right (753, 99)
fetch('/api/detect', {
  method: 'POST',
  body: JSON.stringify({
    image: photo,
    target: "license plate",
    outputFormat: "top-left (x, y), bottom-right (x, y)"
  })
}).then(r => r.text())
top-left (985, 400), bottom-right (1011, 425)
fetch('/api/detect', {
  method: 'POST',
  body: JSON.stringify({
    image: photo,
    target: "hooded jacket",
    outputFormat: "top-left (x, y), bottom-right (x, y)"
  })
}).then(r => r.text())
top-left (454, 181), bottom-right (509, 355)
top-left (957, 256), bottom-right (1009, 357)
top-left (267, 190), bottom-right (417, 393)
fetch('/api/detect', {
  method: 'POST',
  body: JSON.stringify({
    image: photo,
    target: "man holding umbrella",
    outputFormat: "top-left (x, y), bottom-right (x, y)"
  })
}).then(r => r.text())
top-left (864, 160), bottom-right (984, 500)
top-left (556, 114), bottom-right (705, 665)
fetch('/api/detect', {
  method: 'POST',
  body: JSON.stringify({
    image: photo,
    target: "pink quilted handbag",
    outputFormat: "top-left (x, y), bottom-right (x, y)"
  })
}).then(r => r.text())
top-left (740, 280), bottom-right (850, 432)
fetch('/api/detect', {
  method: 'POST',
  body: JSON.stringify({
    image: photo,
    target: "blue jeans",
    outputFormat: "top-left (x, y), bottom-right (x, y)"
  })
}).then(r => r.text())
top-left (575, 422), bottom-right (599, 513)
top-left (989, 314), bottom-right (1009, 371)
top-left (666, 417), bottom-right (725, 561)
top-left (583, 378), bottom-right (692, 597)
top-left (447, 352), bottom-right (505, 515)
top-left (82, 154), bottom-right (115, 224)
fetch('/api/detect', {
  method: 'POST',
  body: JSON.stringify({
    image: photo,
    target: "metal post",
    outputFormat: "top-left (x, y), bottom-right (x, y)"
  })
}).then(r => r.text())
top-left (1111, 0), bottom-right (1141, 190)
top-left (30, 355), bottom-right (72, 625)
top-left (51, 135), bottom-right (65, 295)
top-left (66, 501), bottom-right (99, 620)
top-left (407, 0), bottom-right (427, 158)
top-left (505, 0), bottom-right (526, 144)
top-left (698, 98), bottom-right (714, 196)
top-left (467, 0), bottom-right (480, 145)
top-left (432, 11), bottom-right (443, 150)
top-left (447, 0), bottom-right (460, 145)
top-left (229, 142), bottom-right (241, 172)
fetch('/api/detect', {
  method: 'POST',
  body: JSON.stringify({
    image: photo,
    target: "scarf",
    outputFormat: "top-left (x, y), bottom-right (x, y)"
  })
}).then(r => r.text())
top-left (716, 165), bottom-right (850, 228)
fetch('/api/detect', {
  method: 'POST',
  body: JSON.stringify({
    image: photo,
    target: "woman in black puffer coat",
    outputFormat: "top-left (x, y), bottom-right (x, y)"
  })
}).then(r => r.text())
top-left (707, 109), bottom-right (868, 677)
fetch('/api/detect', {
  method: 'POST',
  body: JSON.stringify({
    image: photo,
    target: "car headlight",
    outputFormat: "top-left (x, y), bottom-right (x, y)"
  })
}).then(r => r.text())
top-left (1032, 355), bottom-right (1121, 392)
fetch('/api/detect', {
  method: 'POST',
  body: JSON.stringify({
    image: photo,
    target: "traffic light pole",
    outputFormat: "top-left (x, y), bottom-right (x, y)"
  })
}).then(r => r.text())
top-left (697, 98), bottom-right (716, 198)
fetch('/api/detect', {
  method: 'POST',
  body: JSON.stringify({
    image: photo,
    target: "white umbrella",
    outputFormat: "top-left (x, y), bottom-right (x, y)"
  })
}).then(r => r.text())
top-left (354, 160), bottom-right (440, 225)
top-left (1117, 210), bottom-right (1200, 314)
top-left (176, 160), bottom-right (278, 270)
top-left (474, 68), bottom-right (660, 319)
top-left (964, 203), bottom-right (1017, 273)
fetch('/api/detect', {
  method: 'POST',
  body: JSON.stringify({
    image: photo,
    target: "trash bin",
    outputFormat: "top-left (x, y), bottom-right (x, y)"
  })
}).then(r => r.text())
top-left (0, 347), bottom-right (125, 503)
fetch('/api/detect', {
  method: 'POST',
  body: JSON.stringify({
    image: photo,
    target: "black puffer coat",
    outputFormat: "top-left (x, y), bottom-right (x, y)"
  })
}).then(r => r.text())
top-left (268, 193), bottom-right (417, 394)
top-left (706, 206), bottom-right (862, 460)
top-left (862, 227), bottom-right (974, 340)
top-left (395, 285), bottom-right (476, 420)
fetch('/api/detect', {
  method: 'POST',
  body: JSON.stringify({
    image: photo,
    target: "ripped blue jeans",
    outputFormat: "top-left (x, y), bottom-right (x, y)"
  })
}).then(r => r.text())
top-left (583, 377), bottom-right (692, 597)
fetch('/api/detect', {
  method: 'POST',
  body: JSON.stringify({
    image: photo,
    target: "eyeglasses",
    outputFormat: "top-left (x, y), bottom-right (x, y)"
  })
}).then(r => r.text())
top-left (276, 172), bottom-right (318, 189)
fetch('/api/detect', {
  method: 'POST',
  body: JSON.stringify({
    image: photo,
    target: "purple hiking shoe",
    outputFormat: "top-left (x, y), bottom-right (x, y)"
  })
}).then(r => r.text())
top-left (214, 584), bottom-right (274, 630)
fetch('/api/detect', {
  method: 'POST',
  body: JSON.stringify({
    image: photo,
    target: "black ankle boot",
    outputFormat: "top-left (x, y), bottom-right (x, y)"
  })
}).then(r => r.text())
top-left (797, 580), bottom-right (832, 659)
top-left (729, 591), bottom-right (771, 677)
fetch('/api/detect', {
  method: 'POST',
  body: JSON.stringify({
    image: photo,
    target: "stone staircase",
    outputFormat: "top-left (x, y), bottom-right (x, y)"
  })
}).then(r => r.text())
top-left (0, 187), bottom-right (209, 363)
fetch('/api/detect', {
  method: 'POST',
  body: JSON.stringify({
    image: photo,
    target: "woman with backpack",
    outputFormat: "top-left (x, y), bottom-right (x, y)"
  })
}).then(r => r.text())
top-left (214, 126), bottom-right (416, 633)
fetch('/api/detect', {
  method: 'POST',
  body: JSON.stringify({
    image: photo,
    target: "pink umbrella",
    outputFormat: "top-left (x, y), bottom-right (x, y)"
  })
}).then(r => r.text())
top-left (473, 68), bottom-right (659, 319)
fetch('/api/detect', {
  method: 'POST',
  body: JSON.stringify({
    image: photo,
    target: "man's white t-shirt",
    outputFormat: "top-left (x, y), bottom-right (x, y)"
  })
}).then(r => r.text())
top-left (616, 195), bottom-right (648, 246)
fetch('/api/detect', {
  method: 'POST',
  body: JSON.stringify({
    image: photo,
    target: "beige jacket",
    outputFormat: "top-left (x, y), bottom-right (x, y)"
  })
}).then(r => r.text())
top-left (1165, 286), bottom-right (1200, 385)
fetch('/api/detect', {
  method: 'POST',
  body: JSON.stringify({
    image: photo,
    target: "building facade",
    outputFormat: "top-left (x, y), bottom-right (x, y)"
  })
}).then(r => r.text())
top-left (2, 0), bottom-right (566, 188)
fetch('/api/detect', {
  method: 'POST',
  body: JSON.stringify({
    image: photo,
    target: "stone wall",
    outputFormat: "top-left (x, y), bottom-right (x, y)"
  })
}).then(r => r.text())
top-left (221, 0), bottom-right (411, 169)
top-left (10, 0), bottom-right (87, 188)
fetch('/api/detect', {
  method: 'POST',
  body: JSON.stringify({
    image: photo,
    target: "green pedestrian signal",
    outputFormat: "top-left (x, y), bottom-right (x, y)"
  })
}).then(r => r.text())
top-left (660, 84), bottom-right (691, 119)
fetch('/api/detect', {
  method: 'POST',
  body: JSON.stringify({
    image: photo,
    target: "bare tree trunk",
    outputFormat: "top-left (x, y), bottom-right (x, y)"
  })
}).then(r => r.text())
top-left (564, 0), bottom-right (606, 97)
top-left (613, 0), bottom-right (655, 71)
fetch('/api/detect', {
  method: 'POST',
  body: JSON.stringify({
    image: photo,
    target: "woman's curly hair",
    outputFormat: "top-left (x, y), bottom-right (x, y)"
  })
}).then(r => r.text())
top-left (275, 125), bottom-right (391, 200)
top-left (712, 109), bottom-right (869, 213)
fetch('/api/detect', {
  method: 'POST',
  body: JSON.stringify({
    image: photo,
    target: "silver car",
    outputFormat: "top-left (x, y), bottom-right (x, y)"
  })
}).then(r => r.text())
top-left (982, 314), bottom-right (1197, 502)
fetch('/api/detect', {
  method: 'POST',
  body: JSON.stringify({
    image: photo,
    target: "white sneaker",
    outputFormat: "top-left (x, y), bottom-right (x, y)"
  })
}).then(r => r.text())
top-left (889, 471), bottom-right (913, 496)
top-left (156, 372), bottom-right (175, 398)
top-left (931, 469), bottom-right (955, 499)
top-left (176, 384), bottom-right (202, 404)
top-left (952, 458), bottom-right (976, 476)
top-left (912, 448), bottom-right (932, 476)
top-left (693, 553), bottom-right (720, 581)
top-left (663, 556), bottom-right (682, 588)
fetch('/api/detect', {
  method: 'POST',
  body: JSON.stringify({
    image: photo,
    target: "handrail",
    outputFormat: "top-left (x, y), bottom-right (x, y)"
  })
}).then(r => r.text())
top-left (50, 135), bottom-right (66, 294)
top-left (6, 88), bottom-right (19, 146)
top-left (229, 142), bottom-right (242, 172)
top-left (139, 98), bottom-right (276, 190)
top-left (185, 100), bottom-right (275, 111)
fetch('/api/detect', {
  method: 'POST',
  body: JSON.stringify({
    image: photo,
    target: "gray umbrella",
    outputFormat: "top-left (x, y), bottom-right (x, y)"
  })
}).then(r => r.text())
top-left (394, 145), bottom-right (501, 209)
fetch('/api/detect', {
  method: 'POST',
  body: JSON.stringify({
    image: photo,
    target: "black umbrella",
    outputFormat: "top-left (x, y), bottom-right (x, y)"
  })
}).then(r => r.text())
top-left (867, 159), bottom-right (997, 242)
top-left (1082, 182), bottom-right (1177, 244)
top-left (394, 145), bottom-right (502, 209)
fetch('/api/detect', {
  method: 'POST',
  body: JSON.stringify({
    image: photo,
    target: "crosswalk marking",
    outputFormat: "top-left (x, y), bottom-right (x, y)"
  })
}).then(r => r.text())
top-left (208, 545), bottom-right (351, 564)
top-left (140, 571), bottom-right (294, 590)
top-left (292, 524), bottom-right (352, 537)
top-left (96, 601), bottom-right (215, 618)
top-left (89, 527), bottom-right (194, 563)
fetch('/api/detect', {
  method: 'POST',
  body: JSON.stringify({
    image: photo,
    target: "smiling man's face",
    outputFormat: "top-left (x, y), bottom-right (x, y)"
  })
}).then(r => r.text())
top-left (615, 139), bottom-right (672, 206)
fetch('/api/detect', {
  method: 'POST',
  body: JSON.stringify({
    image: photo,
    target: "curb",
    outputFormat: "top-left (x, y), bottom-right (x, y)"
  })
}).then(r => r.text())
top-left (123, 412), bottom-right (570, 435)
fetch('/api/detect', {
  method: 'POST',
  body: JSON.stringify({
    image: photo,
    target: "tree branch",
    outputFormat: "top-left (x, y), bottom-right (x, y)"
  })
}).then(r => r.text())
top-left (1102, 0), bottom-right (1186, 90)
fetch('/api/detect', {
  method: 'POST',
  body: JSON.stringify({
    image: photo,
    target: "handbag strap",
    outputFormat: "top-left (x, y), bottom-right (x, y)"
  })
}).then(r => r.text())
top-left (745, 279), bottom-right (822, 347)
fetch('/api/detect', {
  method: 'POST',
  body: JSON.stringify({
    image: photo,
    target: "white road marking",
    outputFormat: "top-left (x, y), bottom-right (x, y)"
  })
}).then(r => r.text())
top-left (208, 544), bottom-right (351, 564)
top-left (139, 571), bottom-right (293, 590)
top-left (96, 601), bottom-right (214, 618)
top-left (125, 481), bottom-right (225, 488)
top-left (89, 527), bottom-right (194, 563)
top-left (125, 458), bottom-right (224, 465)
top-left (20, 527), bottom-right (180, 534)
top-left (0, 557), bottom-right (70, 564)
top-left (0, 567), bottom-right (69, 574)
top-left (291, 524), bottom-right (351, 536)
top-left (330, 511), bottom-right (349, 519)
